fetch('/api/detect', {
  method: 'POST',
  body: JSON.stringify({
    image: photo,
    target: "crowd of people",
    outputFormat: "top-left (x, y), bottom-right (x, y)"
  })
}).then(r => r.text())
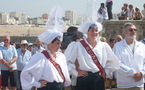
top-left (0, 1), bottom-right (145, 90)
top-left (97, 1), bottom-right (145, 21)
top-left (0, 21), bottom-right (144, 90)
top-left (98, 0), bottom-right (145, 22)
top-left (117, 3), bottom-right (145, 20)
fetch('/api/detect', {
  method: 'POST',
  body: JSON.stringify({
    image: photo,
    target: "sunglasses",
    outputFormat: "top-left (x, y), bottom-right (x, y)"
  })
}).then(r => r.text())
top-left (129, 29), bottom-right (137, 32)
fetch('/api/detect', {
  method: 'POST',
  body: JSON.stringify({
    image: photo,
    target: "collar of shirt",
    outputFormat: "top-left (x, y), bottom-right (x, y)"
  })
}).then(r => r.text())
top-left (123, 39), bottom-right (141, 47)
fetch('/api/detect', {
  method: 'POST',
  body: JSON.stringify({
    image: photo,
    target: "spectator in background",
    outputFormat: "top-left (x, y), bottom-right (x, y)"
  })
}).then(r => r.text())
top-left (100, 37), bottom-right (107, 42)
top-left (118, 3), bottom-right (128, 20)
top-left (61, 26), bottom-right (83, 53)
top-left (106, 0), bottom-right (113, 20)
top-left (107, 38), bottom-right (117, 89)
top-left (27, 43), bottom-right (33, 53)
top-left (141, 4), bottom-right (145, 20)
top-left (98, 3), bottom-right (108, 22)
top-left (16, 40), bottom-right (31, 90)
top-left (116, 35), bottom-right (123, 42)
top-left (109, 38), bottom-right (116, 50)
top-left (61, 26), bottom-right (83, 90)
top-left (134, 7), bottom-right (142, 20)
top-left (128, 4), bottom-right (135, 20)
top-left (0, 36), bottom-right (18, 90)
top-left (32, 39), bottom-right (45, 55)
top-left (117, 7), bottom-right (125, 19)
top-left (10, 42), bottom-right (16, 48)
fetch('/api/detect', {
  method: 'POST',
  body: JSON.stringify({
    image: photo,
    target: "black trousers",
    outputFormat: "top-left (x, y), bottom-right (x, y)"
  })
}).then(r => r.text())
top-left (76, 72), bottom-right (105, 90)
top-left (106, 1), bottom-right (113, 19)
top-left (1, 70), bottom-right (18, 87)
top-left (37, 81), bottom-right (64, 90)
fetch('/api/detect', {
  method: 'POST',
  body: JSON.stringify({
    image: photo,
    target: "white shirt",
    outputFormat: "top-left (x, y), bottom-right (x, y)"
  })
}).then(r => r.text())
top-left (64, 39), bottom-right (119, 77)
top-left (21, 50), bottom-right (71, 90)
top-left (16, 48), bottom-right (31, 71)
top-left (114, 40), bottom-right (145, 88)
top-left (98, 7), bottom-right (108, 21)
top-left (128, 9), bottom-right (134, 20)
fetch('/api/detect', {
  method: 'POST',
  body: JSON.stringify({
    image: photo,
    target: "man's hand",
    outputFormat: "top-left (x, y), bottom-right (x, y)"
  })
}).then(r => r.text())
top-left (78, 70), bottom-right (88, 77)
top-left (133, 72), bottom-right (142, 82)
top-left (39, 80), bottom-right (48, 88)
top-left (1, 59), bottom-right (14, 70)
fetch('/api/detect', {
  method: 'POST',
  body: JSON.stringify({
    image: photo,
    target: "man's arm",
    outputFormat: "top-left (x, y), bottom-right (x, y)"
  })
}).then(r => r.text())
top-left (2, 57), bottom-right (18, 70)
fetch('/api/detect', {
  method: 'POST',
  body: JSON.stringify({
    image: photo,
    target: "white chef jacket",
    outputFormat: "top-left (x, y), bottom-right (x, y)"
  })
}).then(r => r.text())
top-left (114, 40), bottom-right (145, 88)
top-left (21, 50), bottom-right (71, 90)
top-left (64, 39), bottom-right (119, 77)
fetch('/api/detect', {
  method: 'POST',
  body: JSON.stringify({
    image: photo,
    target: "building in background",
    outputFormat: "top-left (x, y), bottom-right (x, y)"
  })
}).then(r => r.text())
top-left (42, 13), bottom-right (48, 19)
top-left (10, 12), bottom-right (28, 24)
top-left (0, 12), bottom-right (9, 25)
top-left (65, 10), bottom-right (78, 25)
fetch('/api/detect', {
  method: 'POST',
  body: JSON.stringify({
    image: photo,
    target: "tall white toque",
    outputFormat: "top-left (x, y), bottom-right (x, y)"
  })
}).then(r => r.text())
top-left (38, 6), bottom-right (65, 45)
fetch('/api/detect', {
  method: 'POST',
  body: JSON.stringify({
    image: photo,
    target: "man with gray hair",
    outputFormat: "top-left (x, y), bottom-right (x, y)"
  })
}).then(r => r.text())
top-left (114, 22), bottom-right (145, 90)
top-left (16, 40), bottom-right (31, 90)
top-left (116, 35), bottom-right (123, 42)
top-left (0, 36), bottom-right (18, 90)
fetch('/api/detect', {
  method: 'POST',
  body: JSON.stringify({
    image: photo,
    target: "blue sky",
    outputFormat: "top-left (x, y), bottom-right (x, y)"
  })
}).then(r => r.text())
top-left (0, 0), bottom-right (144, 17)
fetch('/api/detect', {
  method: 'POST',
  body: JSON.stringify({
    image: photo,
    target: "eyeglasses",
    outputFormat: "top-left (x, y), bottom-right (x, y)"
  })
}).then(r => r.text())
top-left (129, 29), bottom-right (137, 32)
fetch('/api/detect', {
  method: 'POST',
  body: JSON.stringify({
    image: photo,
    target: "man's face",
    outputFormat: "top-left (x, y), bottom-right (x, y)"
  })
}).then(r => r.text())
top-left (124, 25), bottom-right (137, 39)
top-left (116, 36), bottom-right (123, 42)
top-left (101, 5), bottom-right (104, 8)
top-left (3, 36), bottom-right (10, 45)
top-left (21, 44), bottom-right (28, 51)
top-left (110, 40), bottom-right (116, 48)
top-left (37, 39), bottom-right (42, 46)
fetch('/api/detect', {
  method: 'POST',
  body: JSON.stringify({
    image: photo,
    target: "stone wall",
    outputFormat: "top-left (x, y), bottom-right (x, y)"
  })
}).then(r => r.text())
top-left (0, 20), bottom-right (144, 44)
top-left (101, 20), bottom-right (145, 42)
top-left (0, 36), bottom-right (37, 44)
